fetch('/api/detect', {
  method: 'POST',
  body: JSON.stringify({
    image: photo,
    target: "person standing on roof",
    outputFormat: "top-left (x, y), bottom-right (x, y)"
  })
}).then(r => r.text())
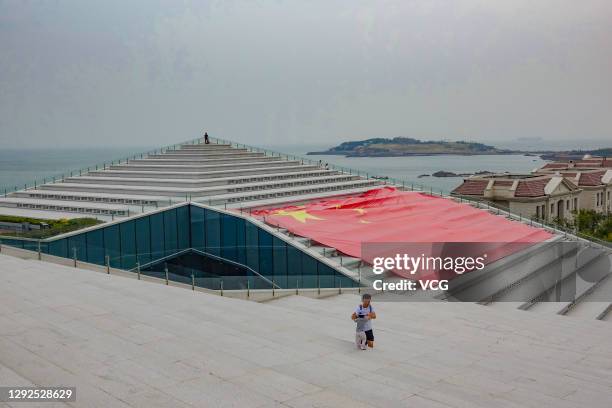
top-left (351, 293), bottom-right (376, 348)
top-left (204, 132), bottom-right (210, 144)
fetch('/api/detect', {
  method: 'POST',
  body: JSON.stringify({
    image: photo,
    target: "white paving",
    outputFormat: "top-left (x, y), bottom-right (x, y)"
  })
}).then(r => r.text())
top-left (1, 253), bottom-right (612, 407)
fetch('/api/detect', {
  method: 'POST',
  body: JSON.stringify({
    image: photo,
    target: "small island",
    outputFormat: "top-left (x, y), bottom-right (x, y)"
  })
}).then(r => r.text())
top-left (307, 137), bottom-right (513, 157)
top-left (307, 137), bottom-right (612, 161)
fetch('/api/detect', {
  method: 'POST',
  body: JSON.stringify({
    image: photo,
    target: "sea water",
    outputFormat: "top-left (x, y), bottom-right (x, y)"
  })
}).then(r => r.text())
top-left (0, 147), bottom-right (151, 193)
top-left (280, 145), bottom-right (547, 194)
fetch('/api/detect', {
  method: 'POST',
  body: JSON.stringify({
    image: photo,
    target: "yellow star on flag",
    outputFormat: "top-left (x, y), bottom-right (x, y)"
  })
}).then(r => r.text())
top-left (272, 209), bottom-right (324, 223)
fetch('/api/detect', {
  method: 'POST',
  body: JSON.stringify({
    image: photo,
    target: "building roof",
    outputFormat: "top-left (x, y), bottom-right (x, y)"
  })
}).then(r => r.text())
top-left (492, 180), bottom-right (513, 187)
top-left (515, 178), bottom-right (551, 197)
top-left (451, 179), bottom-right (489, 196)
top-left (573, 158), bottom-right (612, 168)
top-left (541, 163), bottom-right (569, 170)
top-left (578, 170), bottom-right (606, 186)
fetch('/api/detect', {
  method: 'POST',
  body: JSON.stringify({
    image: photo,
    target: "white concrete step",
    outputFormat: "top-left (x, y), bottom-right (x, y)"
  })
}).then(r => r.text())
top-left (38, 175), bottom-right (363, 198)
top-left (3, 253), bottom-right (612, 407)
top-left (129, 156), bottom-right (282, 165)
top-left (64, 169), bottom-right (338, 188)
top-left (149, 151), bottom-right (261, 159)
top-left (155, 148), bottom-right (251, 155)
top-left (0, 196), bottom-right (131, 216)
top-left (204, 179), bottom-right (381, 205)
top-left (565, 301), bottom-right (611, 320)
top-left (110, 159), bottom-right (303, 172)
top-left (87, 164), bottom-right (321, 179)
top-left (527, 301), bottom-right (571, 314)
top-left (179, 143), bottom-right (233, 149)
top-left (15, 190), bottom-right (165, 206)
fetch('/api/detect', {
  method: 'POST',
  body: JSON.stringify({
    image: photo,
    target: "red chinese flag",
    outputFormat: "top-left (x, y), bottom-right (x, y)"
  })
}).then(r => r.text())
top-left (250, 187), bottom-right (552, 278)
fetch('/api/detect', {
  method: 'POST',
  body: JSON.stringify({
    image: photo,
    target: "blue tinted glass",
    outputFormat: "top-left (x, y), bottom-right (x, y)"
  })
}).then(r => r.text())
top-left (149, 213), bottom-right (165, 262)
top-left (120, 221), bottom-right (137, 270)
top-left (48, 239), bottom-right (68, 258)
top-left (287, 245), bottom-right (303, 288)
top-left (235, 218), bottom-right (246, 265)
top-left (177, 205), bottom-right (190, 251)
top-left (221, 214), bottom-right (237, 262)
top-left (258, 229), bottom-right (273, 278)
top-left (272, 237), bottom-right (287, 288)
top-left (86, 229), bottom-right (105, 265)
top-left (135, 216), bottom-right (151, 265)
top-left (245, 222), bottom-right (259, 272)
top-left (337, 273), bottom-right (356, 288)
top-left (67, 234), bottom-right (87, 261)
top-left (190, 206), bottom-right (205, 251)
top-left (318, 263), bottom-right (335, 288)
top-left (23, 240), bottom-right (39, 252)
top-left (103, 224), bottom-right (121, 268)
top-left (301, 255), bottom-right (318, 288)
top-left (1, 238), bottom-right (23, 249)
top-left (205, 209), bottom-right (221, 256)
top-left (163, 209), bottom-right (178, 257)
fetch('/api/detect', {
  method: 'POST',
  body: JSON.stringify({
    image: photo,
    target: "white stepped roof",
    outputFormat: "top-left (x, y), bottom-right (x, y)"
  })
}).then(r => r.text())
top-left (1, 253), bottom-right (611, 407)
top-left (0, 206), bottom-right (109, 220)
top-left (0, 196), bottom-right (130, 210)
top-left (41, 176), bottom-right (369, 196)
top-left (88, 164), bottom-right (320, 177)
top-left (69, 169), bottom-right (339, 185)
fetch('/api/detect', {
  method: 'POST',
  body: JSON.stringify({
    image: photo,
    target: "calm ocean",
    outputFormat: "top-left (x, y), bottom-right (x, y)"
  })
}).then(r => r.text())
top-left (0, 145), bottom-right (546, 195)
top-left (0, 147), bottom-right (151, 193)
top-left (276, 144), bottom-right (547, 194)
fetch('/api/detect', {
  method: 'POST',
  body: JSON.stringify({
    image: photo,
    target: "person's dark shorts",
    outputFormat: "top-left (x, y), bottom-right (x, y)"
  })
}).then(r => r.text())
top-left (365, 329), bottom-right (374, 342)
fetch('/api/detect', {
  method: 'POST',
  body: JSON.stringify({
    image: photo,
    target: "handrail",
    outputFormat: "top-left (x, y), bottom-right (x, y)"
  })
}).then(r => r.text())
top-left (128, 247), bottom-right (281, 289)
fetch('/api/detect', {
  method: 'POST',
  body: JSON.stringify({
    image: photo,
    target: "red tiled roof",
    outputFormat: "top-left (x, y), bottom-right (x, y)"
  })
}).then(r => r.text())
top-left (541, 163), bottom-right (568, 169)
top-left (515, 178), bottom-right (550, 197)
top-left (574, 159), bottom-right (606, 168)
top-left (560, 172), bottom-right (577, 178)
top-left (452, 179), bottom-right (489, 196)
top-left (578, 171), bottom-right (605, 186)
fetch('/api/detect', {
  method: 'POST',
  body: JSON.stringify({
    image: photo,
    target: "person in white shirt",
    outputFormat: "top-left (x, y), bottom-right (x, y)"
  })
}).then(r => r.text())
top-left (351, 293), bottom-right (376, 348)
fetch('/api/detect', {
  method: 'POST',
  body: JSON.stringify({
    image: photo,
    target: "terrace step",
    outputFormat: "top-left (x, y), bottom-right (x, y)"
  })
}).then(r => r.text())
top-left (179, 143), bottom-right (233, 149)
top-left (147, 152), bottom-right (265, 160)
top-left (63, 169), bottom-right (339, 188)
top-left (13, 190), bottom-right (164, 207)
top-left (128, 156), bottom-right (282, 165)
top-left (0, 197), bottom-right (131, 217)
top-left (86, 164), bottom-right (321, 179)
top-left (203, 179), bottom-right (382, 205)
top-left (39, 175), bottom-right (363, 198)
top-left (109, 160), bottom-right (303, 172)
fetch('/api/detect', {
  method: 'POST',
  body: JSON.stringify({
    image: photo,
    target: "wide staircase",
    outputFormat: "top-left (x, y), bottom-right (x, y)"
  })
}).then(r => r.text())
top-left (3, 251), bottom-right (612, 407)
top-left (0, 140), bottom-right (381, 221)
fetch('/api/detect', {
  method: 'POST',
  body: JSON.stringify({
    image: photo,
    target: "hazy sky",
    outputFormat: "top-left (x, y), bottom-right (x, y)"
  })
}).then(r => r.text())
top-left (1, 0), bottom-right (611, 149)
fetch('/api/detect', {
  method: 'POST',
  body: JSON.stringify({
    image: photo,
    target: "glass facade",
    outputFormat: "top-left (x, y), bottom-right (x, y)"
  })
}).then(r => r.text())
top-left (0, 204), bottom-right (358, 289)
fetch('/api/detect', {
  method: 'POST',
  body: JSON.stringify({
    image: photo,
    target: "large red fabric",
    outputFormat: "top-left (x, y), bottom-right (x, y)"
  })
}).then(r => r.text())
top-left (251, 187), bottom-right (552, 278)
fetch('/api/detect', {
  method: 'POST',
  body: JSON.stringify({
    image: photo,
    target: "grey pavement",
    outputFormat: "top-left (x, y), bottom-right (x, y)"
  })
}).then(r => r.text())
top-left (1, 253), bottom-right (612, 407)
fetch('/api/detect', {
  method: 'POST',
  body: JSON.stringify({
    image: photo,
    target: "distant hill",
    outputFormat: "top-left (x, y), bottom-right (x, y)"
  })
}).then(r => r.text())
top-left (307, 137), bottom-right (513, 157)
